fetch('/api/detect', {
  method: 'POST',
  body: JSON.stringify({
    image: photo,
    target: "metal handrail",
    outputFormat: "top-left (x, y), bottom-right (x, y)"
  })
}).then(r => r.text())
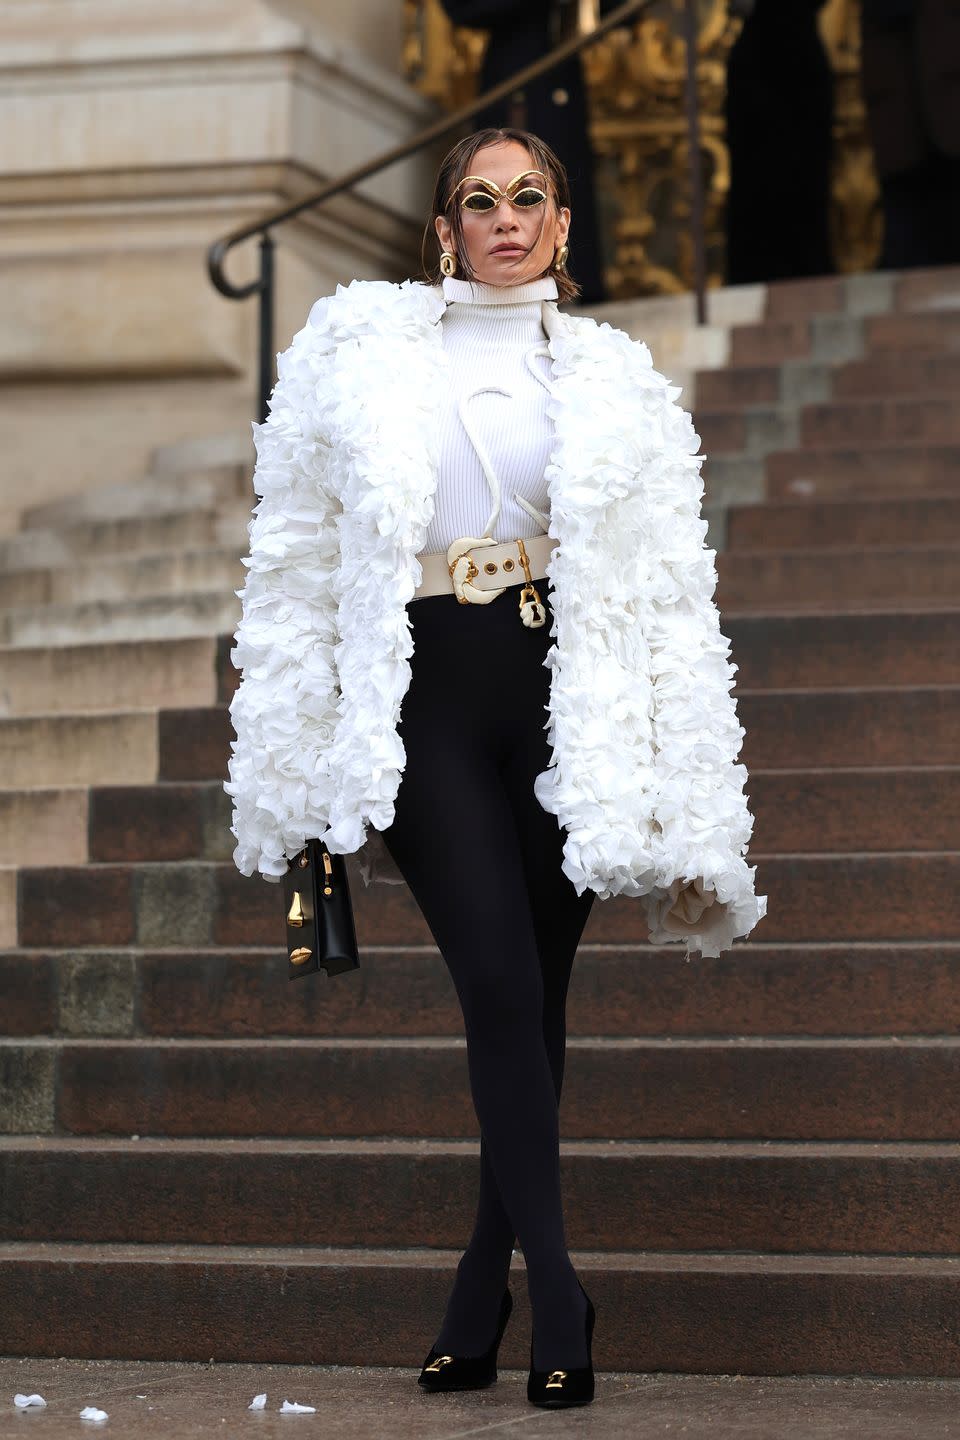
top-left (206, 0), bottom-right (706, 422)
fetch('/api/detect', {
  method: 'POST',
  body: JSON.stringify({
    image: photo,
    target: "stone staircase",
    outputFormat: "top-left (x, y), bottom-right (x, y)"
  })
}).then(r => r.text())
top-left (1, 265), bottom-right (959, 1376)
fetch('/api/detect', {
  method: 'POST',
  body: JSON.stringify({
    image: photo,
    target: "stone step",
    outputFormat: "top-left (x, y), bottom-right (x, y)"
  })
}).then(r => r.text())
top-left (3, 537), bottom-right (957, 641)
top-left (4, 610), bottom-right (949, 721)
top-left (210, 611), bottom-right (959, 698)
top-left (834, 351), bottom-right (960, 399)
top-left (108, 688), bottom-right (960, 780)
top-left (0, 869), bottom-right (13, 949)
top-left (761, 264), bottom-right (960, 321)
top-left (693, 688), bottom-right (960, 768)
top-left (148, 428), bottom-right (256, 478)
top-left (800, 397), bottom-right (960, 448)
top-left (0, 788), bottom-right (88, 867)
top-left (3, 942), bottom-right (958, 1041)
top-left (2, 684), bottom-right (947, 867)
top-left (3, 1136), bottom-right (960, 1255)
top-left (699, 397), bottom-right (960, 459)
top-left (696, 406), bottom-right (797, 457)
top-left (4, 1241), bottom-right (959, 1373)
top-left (727, 496), bottom-right (960, 549)
top-left (766, 445), bottom-right (960, 499)
top-left (6, 1034), bottom-right (960, 1140)
top-left (750, 767), bottom-right (960, 851)
top-left (762, 275), bottom-right (847, 320)
top-left (67, 767), bottom-right (960, 868)
top-left (0, 589), bottom-right (242, 647)
top-left (7, 849), bottom-right (960, 952)
top-left (0, 714), bottom-right (159, 788)
top-left (0, 503), bottom-right (250, 573)
top-left (717, 611), bottom-right (960, 688)
top-left (17, 463), bottom-right (251, 531)
top-left (0, 637), bottom-right (227, 717)
top-left (718, 544), bottom-right (960, 610)
top-left (730, 311), bottom-right (960, 367)
top-left (697, 360), bottom-right (830, 410)
top-left (2, 687), bottom-right (956, 871)
top-left (697, 350), bottom-right (960, 412)
top-left (867, 311), bottom-right (960, 353)
top-left (0, 547), bottom-right (245, 611)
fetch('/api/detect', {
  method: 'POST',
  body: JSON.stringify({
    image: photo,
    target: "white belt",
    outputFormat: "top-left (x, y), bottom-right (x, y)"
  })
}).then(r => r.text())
top-left (413, 532), bottom-right (556, 626)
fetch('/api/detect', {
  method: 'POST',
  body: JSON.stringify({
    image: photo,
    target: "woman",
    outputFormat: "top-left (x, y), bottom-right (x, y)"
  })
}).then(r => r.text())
top-left (225, 127), bottom-right (767, 1408)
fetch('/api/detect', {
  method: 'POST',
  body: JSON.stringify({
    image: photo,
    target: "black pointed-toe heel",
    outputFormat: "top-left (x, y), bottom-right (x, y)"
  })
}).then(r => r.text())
top-left (527, 1279), bottom-right (595, 1409)
top-left (417, 1286), bottom-right (513, 1392)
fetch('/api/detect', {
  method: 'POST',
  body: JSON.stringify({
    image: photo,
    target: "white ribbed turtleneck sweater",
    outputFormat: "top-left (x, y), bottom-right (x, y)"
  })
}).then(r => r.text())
top-left (420, 272), bottom-right (558, 556)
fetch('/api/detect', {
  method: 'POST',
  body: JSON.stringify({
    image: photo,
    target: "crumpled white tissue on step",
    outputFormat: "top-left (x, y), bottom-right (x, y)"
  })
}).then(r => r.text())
top-left (248, 1393), bottom-right (267, 1410)
top-left (14, 1394), bottom-right (47, 1408)
top-left (80, 1406), bottom-right (108, 1421)
top-left (280, 1400), bottom-right (316, 1413)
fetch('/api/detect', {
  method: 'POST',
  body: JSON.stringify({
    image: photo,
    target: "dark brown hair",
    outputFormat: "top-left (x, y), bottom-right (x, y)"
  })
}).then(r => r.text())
top-left (417, 127), bottom-right (581, 304)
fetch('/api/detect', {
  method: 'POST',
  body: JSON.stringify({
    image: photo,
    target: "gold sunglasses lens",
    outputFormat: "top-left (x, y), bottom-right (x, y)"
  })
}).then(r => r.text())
top-left (461, 191), bottom-right (497, 211)
top-left (512, 187), bottom-right (547, 207)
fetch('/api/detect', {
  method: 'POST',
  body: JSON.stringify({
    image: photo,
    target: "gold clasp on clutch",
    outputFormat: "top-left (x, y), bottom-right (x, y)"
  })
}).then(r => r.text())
top-left (322, 851), bottom-right (333, 897)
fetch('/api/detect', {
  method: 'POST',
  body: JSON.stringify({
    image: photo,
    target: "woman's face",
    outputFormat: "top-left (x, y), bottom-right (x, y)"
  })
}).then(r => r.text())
top-left (434, 140), bottom-right (571, 287)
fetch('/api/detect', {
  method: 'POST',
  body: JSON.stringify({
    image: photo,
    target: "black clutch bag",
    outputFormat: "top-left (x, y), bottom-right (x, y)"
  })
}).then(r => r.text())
top-left (282, 839), bottom-right (360, 980)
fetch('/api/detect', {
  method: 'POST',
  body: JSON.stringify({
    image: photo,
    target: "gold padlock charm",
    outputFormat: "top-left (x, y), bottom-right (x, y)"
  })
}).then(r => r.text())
top-left (518, 583), bottom-right (545, 628)
top-left (515, 538), bottom-right (546, 628)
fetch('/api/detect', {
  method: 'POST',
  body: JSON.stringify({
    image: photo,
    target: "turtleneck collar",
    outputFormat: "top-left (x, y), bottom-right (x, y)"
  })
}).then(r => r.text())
top-left (442, 274), bottom-right (559, 306)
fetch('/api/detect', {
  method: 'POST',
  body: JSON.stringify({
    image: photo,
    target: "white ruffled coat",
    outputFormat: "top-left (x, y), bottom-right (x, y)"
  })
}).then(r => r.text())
top-left (224, 277), bottom-right (768, 959)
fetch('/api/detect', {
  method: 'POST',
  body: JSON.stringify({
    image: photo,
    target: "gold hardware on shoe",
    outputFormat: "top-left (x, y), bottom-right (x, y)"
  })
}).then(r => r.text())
top-left (424, 1354), bottom-right (455, 1372)
top-left (290, 946), bottom-right (312, 965)
top-left (322, 851), bottom-right (333, 897)
top-left (546, 1370), bottom-right (568, 1388)
top-left (287, 891), bottom-right (305, 926)
top-left (515, 539), bottom-right (546, 627)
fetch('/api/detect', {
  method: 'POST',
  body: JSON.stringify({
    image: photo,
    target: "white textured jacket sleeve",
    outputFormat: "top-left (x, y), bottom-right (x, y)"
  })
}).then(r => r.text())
top-left (630, 347), bottom-right (768, 959)
top-left (224, 297), bottom-right (342, 881)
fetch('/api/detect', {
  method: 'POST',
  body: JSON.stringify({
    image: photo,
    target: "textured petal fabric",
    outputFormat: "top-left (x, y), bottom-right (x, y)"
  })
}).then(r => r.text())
top-left (224, 291), bottom-right (343, 880)
top-left (224, 278), bottom-right (768, 957)
top-left (534, 309), bottom-right (767, 956)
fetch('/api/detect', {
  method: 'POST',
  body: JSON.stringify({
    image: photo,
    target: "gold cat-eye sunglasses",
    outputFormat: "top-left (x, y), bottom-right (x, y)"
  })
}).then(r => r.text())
top-left (450, 169), bottom-right (550, 213)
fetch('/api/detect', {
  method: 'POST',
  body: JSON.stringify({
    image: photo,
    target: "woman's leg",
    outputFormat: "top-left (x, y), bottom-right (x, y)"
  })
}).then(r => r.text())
top-left (381, 591), bottom-right (593, 1369)
top-left (444, 673), bottom-right (596, 1355)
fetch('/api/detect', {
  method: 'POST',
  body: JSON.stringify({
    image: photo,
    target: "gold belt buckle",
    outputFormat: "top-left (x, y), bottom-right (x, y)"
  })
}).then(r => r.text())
top-left (446, 536), bottom-right (504, 605)
top-left (445, 535), bottom-right (546, 627)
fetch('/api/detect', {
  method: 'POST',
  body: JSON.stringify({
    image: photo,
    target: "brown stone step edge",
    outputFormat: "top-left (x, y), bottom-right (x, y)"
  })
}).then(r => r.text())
top-left (2, 1243), bottom-right (960, 1375)
top-left (727, 495), bottom-right (960, 549)
top-left (3, 1136), bottom-right (960, 1256)
top-left (10, 852), bottom-right (960, 950)
top-left (3, 942), bottom-right (960, 1041)
top-left (6, 1032), bottom-right (960, 1141)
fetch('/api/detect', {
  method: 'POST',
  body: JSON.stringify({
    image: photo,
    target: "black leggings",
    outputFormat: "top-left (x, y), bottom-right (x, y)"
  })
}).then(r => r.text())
top-left (380, 576), bottom-right (596, 1368)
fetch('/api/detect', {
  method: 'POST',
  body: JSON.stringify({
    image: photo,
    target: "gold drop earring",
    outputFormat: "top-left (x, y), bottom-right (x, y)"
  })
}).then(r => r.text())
top-left (440, 250), bottom-right (457, 277)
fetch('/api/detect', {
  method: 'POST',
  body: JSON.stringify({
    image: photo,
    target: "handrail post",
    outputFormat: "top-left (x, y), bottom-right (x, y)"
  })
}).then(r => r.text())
top-left (258, 231), bottom-right (276, 424)
top-left (681, 0), bottom-right (707, 327)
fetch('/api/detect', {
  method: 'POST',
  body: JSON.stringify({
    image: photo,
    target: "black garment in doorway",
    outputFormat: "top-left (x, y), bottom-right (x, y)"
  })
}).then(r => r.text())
top-left (380, 576), bottom-right (596, 1370)
top-left (724, 0), bottom-right (835, 283)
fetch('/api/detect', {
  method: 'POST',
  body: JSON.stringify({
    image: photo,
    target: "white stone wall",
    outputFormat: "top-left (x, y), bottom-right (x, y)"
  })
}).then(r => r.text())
top-left (0, 0), bottom-right (440, 527)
